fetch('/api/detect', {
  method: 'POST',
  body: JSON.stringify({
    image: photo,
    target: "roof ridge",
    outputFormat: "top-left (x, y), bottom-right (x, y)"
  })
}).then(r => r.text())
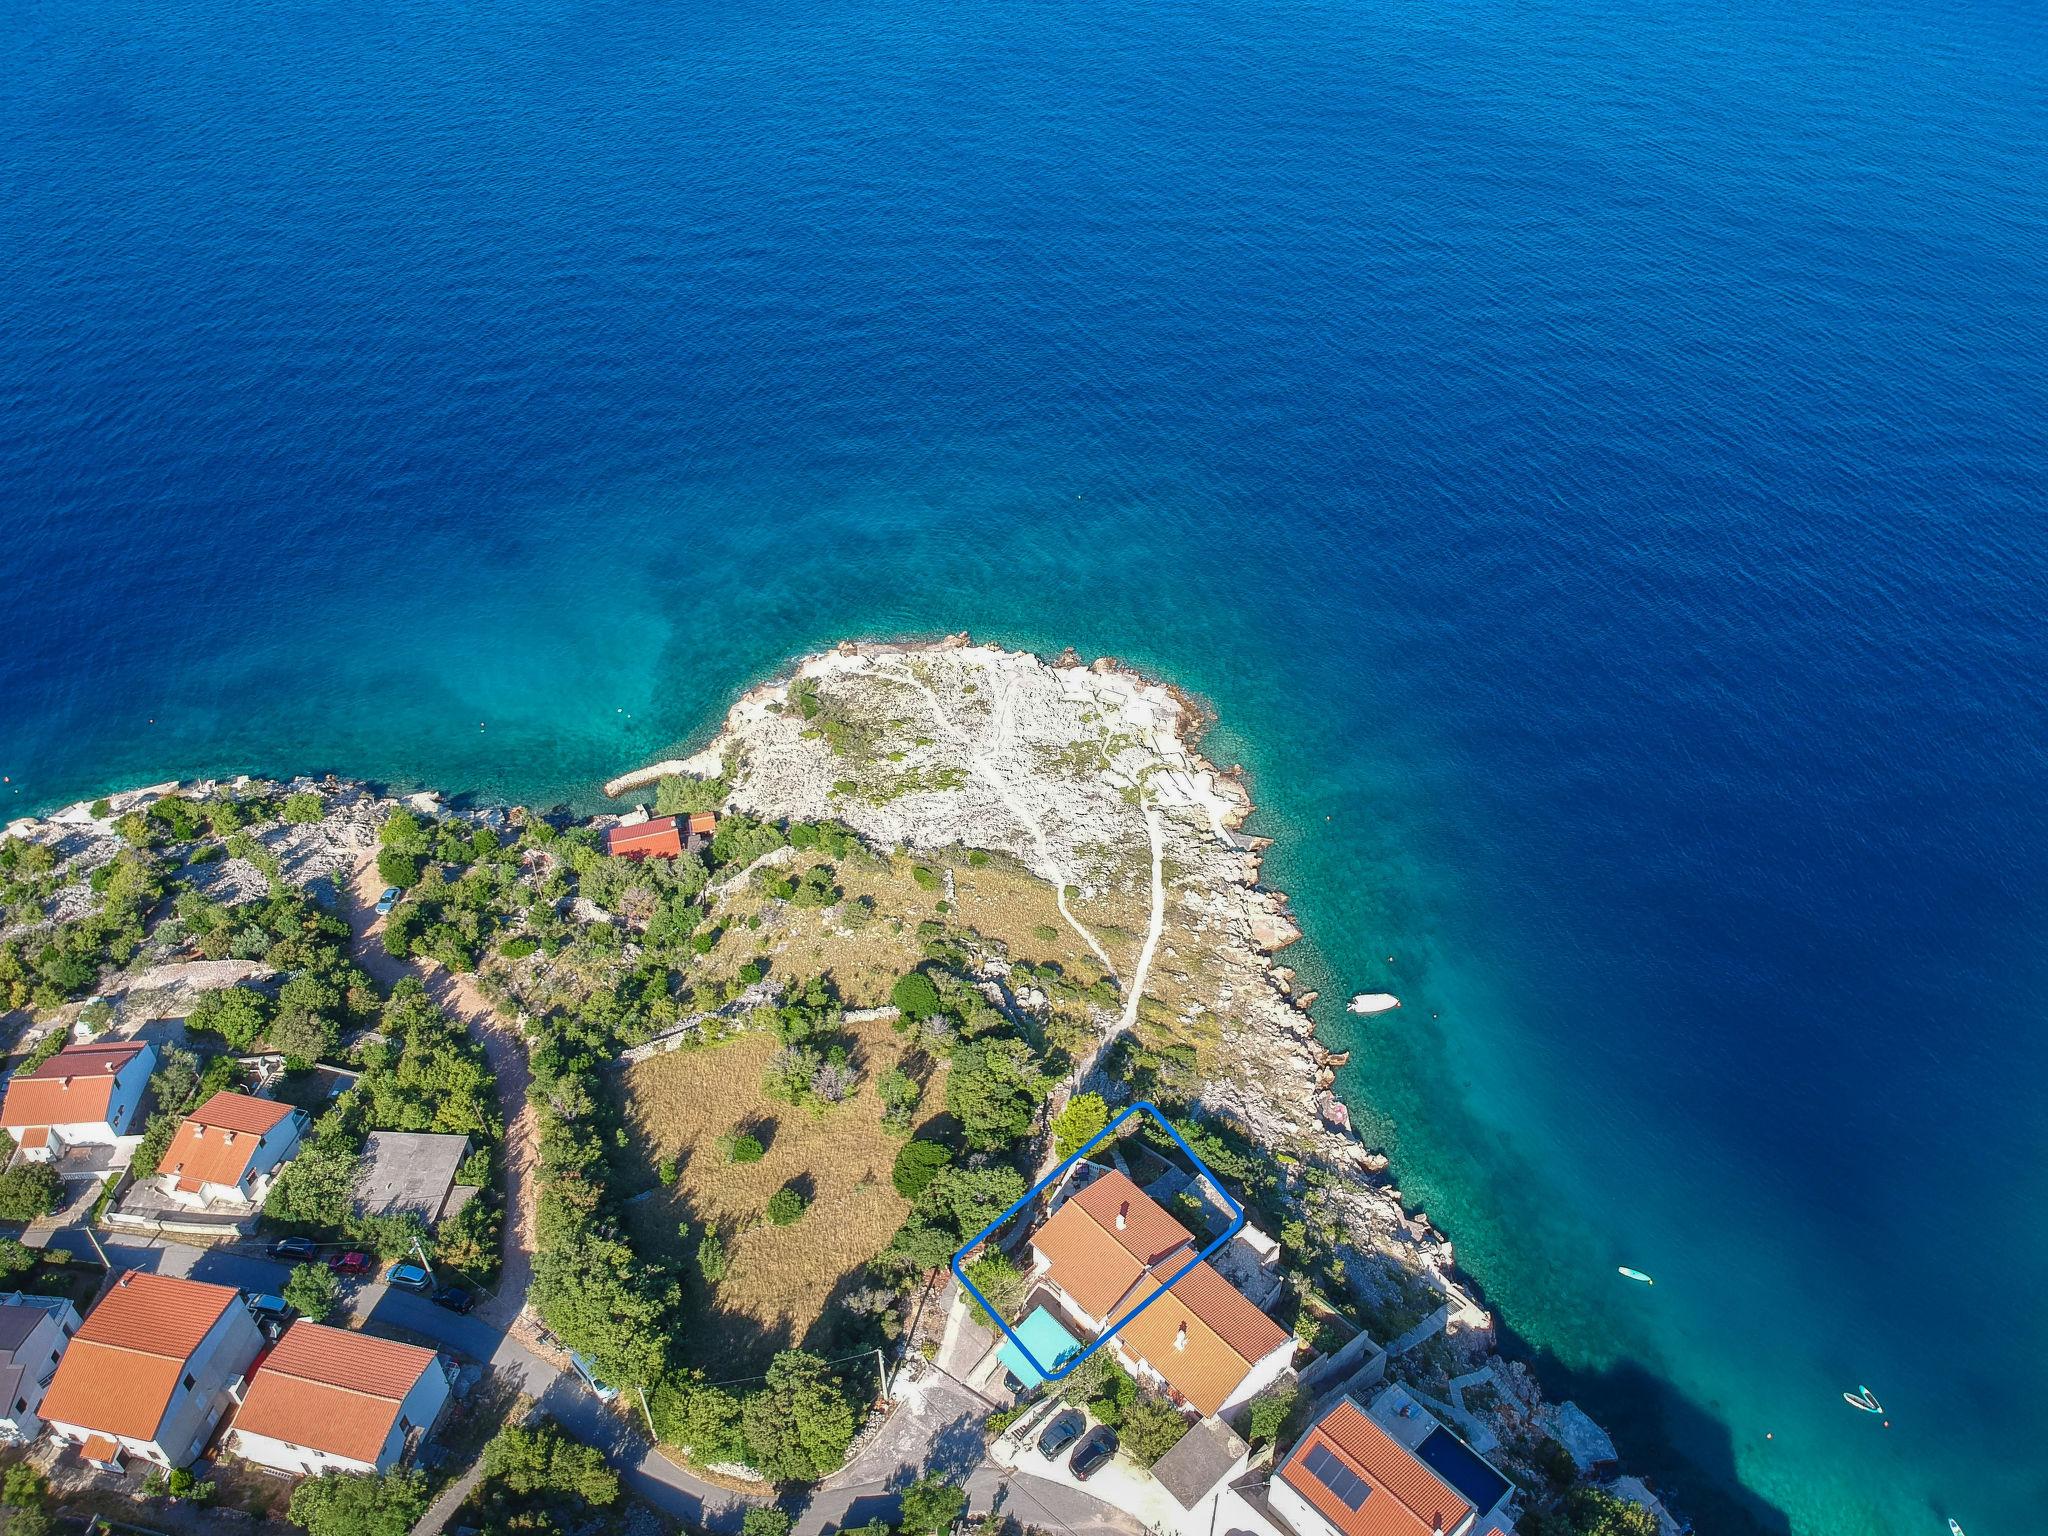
top-left (263, 1365), bottom-right (409, 1402)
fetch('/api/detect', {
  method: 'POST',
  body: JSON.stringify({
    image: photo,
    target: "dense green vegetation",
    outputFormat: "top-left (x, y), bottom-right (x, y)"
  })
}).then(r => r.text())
top-left (287, 1469), bottom-right (429, 1536)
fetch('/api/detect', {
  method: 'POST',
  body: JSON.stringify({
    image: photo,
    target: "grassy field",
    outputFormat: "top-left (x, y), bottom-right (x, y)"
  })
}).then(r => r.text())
top-left (621, 1012), bottom-right (948, 1376)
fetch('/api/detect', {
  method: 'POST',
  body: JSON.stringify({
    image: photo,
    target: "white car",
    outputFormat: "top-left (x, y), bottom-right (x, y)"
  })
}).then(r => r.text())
top-left (374, 886), bottom-right (401, 915)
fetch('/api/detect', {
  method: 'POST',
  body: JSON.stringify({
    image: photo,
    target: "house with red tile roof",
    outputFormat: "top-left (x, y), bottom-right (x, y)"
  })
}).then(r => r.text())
top-left (605, 810), bottom-right (716, 860)
top-left (0, 1041), bottom-right (154, 1161)
top-left (224, 1320), bottom-right (451, 1475)
top-left (1270, 1391), bottom-right (1518, 1536)
top-left (1028, 1167), bottom-right (1295, 1419)
top-left (154, 1092), bottom-right (306, 1211)
top-left (38, 1271), bottom-right (263, 1470)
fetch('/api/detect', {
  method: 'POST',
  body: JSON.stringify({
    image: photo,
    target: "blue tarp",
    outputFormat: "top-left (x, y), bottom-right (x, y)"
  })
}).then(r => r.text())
top-left (996, 1306), bottom-right (1083, 1386)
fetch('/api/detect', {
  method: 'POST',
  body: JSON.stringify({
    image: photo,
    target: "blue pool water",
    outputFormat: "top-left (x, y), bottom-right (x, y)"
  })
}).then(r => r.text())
top-left (4, 0), bottom-right (2045, 1529)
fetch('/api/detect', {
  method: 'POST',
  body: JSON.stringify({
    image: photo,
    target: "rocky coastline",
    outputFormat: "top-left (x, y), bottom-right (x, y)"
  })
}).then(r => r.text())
top-left (5, 635), bottom-right (1660, 1527)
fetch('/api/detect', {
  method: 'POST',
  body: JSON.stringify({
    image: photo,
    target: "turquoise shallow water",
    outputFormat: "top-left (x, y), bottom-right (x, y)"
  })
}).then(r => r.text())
top-left (5, 0), bottom-right (2047, 1529)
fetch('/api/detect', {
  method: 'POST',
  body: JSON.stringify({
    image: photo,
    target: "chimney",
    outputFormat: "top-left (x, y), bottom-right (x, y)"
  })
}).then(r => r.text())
top-left (59, 1077), bottom-right (72, 1089)
top-left (1175, 1323), bottom-right (1188, 1351)
top-left (1117, 1203), bottom-right (1128, 1231)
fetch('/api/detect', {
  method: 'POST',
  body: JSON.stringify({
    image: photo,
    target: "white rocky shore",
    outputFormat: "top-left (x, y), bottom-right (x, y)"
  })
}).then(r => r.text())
top-left (612, 637), bottom-right (1632, 1484)
top-left (6, 636), bottom-right (1645, 1516)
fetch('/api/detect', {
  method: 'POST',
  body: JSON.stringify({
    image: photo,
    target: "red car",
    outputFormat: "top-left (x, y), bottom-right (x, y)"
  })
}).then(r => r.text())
top-left (327, 1250), bottom-right (371, 1277)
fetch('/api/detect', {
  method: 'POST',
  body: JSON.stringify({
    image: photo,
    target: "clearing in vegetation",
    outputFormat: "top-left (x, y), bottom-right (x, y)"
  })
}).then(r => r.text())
top-left (621, 1012), bottom-right (949, 1376)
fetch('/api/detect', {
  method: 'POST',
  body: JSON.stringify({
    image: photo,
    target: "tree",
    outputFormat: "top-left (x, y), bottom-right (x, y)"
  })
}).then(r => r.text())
top-left (282, 791), bottom-right (325, 824)
top-left (1244, 1383), bottom-right (1301, 1448)
top-left (892, 1138), bottom-right (952, 1200)
top-left (741, 1351), bottom-right (856, 1482)
top-left (729, 1133), bottom-right (765, 1164)
top-left (880, 1164), bottom-right (1023, 1273)
top-left (698, 1228), bottom-right (728, 1285)
top-left (380, 809), bottom-right (430, 857)
top-left (741, 1508), bottom-right (793, 1536)
top-left (766, 1186), bottom-right (808, 1225)
top-left (287, 1469), bottom-right (430, 1536)
top-left (0, 1164), bottom-right (62, 1222)
top-left (961, 1251), bottom-right (1024, 1327)
top-left (186, 984), bottom-right (270, 1050)
top-left (899, 1475), bottom-right (968, 1536)
top-left (267, 1005), bottom-right (337, 1067)
top-left (0, 1238), bottom-right (36, 1280)
top-left (481, 1420), bottom-right (620, 1505)
top-left (655, 772), bottom-right (728, 816)
top-left (1119, 1392), bottom-right (1192, 1466)
top-left (376, 849), bottom-right (421, 888)
top-left (877, 1068), bottom-right (921, 1133)
top-left (653, 1373), bottom-right (744, 1464)
top-left (1563, 1487), bottom-right (1661, 1536)
top-left (284, 1261), bottom-right (339, 1322)
top-left (946, 1037), bottom-right (1049, 1150)
top-left (890, 971), bottom-right (942, 1019)
top-left (1051, 1092), bottom-right (1109, 1160)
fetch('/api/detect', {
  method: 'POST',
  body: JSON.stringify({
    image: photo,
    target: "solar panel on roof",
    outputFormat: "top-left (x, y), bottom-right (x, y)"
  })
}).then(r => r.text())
top-left (1302, 1443), bottom-right (1372, 1512)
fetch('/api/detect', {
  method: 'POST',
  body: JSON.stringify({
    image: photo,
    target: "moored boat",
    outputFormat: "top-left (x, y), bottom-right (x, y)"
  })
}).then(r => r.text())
top-left (1347, 992), bottom-right (1401, 1015)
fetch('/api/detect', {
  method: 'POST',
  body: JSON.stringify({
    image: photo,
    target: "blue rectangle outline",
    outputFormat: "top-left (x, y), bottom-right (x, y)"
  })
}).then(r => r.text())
top-left (950, 1099), bottom-right (1246, 1385)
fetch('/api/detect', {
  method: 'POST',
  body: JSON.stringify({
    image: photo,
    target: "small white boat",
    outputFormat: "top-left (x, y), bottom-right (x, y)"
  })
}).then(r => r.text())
top-left (1618, 1267), bottom-right (1654, 1285)
top-left (1347, 992), bottom-right (1401, 1015)
top-left (1843, 1388), bottom-right (1883, 1414)
top-left (1948, 1520), bottom-right (1965, 1536)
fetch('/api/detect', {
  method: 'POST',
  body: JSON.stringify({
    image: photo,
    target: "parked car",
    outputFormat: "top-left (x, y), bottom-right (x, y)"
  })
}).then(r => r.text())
top-left (431, 1285), bottom-right (476, 1314)
top-left (1070, 1426), bottom-right (1118, 1482)
top-left (327, 1250), bottom-right (372, 1277)
top-left (245, 1293), bottom-right (290, 1321)
top-left (1037, 1409), bottom-right (1086, 1460)
top-left (268, 1236), bottom-right (316, 1262)
top-left (569, 1350), bottom-right (621, 1403)
top-left (1002, 1369), bottom-right (1026, 1396)
top-left (375, 886), bottom-right (401, 915)
top-left (384, 1262), bottom-right (433, 1293)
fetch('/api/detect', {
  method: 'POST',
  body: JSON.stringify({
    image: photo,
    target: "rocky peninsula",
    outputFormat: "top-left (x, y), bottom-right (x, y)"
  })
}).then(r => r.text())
top-left (0, 636), bottom-right (1666, 1536)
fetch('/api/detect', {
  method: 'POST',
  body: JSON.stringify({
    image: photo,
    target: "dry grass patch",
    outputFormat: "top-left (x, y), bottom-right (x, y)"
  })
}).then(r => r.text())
top-left (622, 1013), bottom-right (944, 1375)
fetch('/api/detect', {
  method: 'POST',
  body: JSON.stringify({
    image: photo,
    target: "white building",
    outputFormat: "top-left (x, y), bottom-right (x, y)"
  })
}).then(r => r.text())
top-left (1029, 1167), bottom-right (1296, 1420)
top-left (1, 1041), bottom-right (155, 1161)
top-left (0, 1294), bottom-right (80, 1444)
top-left (1271, 1390), bottom-right (1517, 1536)
top-left (38, 1272), bottom-right (264, 1470)
top-left (225, 1321), bottom-right (451, 1475)
top-left (155, 1091), bottom-right (306, 1210)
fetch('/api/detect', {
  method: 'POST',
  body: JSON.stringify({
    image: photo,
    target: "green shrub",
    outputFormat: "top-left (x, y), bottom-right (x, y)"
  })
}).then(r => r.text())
top-left (899, 1476), bottom-right (968, 1536)
top-left (0, 1164), bottom-right (62, 1222)
top-left (376, 849), bottom-right (421, 889)
top-left (284, 1262), bottom-right (339, 1322)
top-left (1120, 1392), bottom-right (1192, 1467)
top-left (729, 1134), bottom-right (765, 1164)
top-left (282, 791), bottom-right (325, 823)
top-left (698, 1229), bottom-right (728, 1285)
top-left (766, 1186), bottom-right (808, 1225)
top-left (890, 971), bottom-right (942, 1019)
top-left (911, 865), bottom-right (940, 891)
top-left (501, 935), bottom-right (540, 959)
top-left (737, 960), bottom-right (765, 986)
top-left (891, 1139), bottom-right (952, 1199)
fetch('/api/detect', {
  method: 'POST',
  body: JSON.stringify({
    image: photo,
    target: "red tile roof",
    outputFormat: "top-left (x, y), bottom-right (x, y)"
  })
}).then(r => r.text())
top-left (160, 1093), bottom-right (297, 1194)
top-left (607, 818), bottom-right (683, 858)
top-left (1, 1042), bottom-right (148, 1130)
top-left (1034, 1169), bottom-right (1293, 1417)
top-left (1277, 1400), bottom-right (1473, 1536)
top-left (233, 1322), bottom-right (439, 1464)
top-left (38, 1273), bottom-right (241, 1443)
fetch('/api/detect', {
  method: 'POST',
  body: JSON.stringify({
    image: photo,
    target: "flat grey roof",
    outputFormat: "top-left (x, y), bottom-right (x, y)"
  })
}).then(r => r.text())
top-left (353, 1131), bottom-right (471, 1221)
top-left (1152, 1414), bottom-right (1249, 1509)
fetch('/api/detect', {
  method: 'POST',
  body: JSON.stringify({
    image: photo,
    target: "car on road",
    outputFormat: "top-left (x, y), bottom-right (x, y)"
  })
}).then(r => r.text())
top-left (327, 1250), bottom-right (372, 1277)
top-left (384, 1262), bottom-right (433, 1293)
top-left (268, 1237), bottom-right (317, 1262)
top-left (431, 1285), bottom-right (476, 1314)
top-left (1069, 1426), bottom-right (1118, 1482)
top-left (1037, 1409), bottom-right (1086, 1460)
top-left (375, 886), bottom-right (402, 915)
top-left (569, 1350), bottom-right (620, 1402)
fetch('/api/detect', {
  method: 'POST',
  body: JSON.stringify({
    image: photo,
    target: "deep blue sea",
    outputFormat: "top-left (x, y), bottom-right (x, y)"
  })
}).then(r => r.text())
top-left (5, 0), bottom-right (2046, 1528)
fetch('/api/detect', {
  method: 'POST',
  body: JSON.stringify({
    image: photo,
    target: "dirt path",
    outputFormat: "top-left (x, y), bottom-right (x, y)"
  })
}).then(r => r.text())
top-left (882, 660), bottom-right (1123, 982)
top-left (346, 856), bottom-right (539, 1335)
top-left (1118, 802), bottom-right (1165, 1037)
